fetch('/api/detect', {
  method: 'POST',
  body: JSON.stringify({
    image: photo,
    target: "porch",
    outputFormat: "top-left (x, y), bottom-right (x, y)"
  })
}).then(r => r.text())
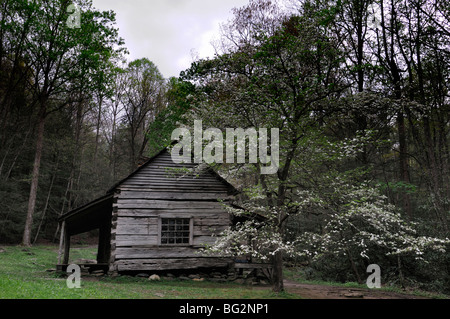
top-left (56, 194), bottom-right (113, 272)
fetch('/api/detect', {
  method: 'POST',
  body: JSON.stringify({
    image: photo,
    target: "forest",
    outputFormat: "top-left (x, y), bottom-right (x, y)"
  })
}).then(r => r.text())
top-left (0, 0), bottom-right (449, 294)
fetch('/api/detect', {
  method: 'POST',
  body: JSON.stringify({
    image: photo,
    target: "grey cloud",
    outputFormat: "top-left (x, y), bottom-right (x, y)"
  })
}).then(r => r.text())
top-left (92, 0), bottom-right (249, 78)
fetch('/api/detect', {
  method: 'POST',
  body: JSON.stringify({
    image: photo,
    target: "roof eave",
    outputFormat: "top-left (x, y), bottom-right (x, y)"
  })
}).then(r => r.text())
top-left (58, 194), bottom-right (113, 223)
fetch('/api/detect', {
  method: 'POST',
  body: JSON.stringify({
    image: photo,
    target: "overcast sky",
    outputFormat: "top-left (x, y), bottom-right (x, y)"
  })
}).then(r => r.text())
top-left (91, 0), bottom-right (250, 78)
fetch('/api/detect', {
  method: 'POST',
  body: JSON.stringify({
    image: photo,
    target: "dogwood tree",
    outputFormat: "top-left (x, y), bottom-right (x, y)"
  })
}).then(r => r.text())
top-left (294, 183), bottom-right (450, 284)
top-left (201, 131), bottom-right (449, 285)
top-left (183, 0), bottom-right (346, 292)
top-left (183, 0), bottom-right (449, 291)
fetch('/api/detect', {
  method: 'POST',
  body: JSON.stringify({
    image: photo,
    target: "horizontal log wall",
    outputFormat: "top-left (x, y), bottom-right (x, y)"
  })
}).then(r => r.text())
top-left (116, 258), bottom-right (232, 271)
top-left (111, 150), bottom-right (234, 272)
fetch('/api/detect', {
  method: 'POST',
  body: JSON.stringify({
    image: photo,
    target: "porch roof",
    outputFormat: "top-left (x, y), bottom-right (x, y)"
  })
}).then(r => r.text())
top-left (58, 194), bottom-right (113, 236)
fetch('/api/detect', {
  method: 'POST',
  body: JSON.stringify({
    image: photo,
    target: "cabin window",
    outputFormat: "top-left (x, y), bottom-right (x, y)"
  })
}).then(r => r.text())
top-left (160, 218), bottom-right (191, 245)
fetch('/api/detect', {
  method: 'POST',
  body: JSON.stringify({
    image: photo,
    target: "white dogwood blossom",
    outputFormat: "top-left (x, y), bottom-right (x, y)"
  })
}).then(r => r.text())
top-left (202, 185), bottom-right (449, 267)
top-left (296, 186), bottom-right (450, 262)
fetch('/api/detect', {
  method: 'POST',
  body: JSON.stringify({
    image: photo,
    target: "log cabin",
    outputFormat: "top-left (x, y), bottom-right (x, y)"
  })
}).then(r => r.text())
top-left (56, 146), bottom-right (240, 275)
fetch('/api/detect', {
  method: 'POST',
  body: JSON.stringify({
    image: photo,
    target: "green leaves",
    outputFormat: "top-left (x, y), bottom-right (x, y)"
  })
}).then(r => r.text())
top-left (18, 0), bottom-right (124, 100)
top-left (377, 181), bottom-right (418, 195)
top-left (146, 78), bottom-right (195, 155)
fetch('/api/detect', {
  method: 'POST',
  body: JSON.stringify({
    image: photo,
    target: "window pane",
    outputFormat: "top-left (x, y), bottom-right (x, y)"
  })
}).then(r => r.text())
top-left (161, 218), bottom-right (190, 245)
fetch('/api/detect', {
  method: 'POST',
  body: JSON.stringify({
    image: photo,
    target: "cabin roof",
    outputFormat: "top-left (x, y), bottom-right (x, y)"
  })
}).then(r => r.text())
top-left (106, 146), bottom-right (239, 195)
top-left (59, 144), bottom-right (239, 224)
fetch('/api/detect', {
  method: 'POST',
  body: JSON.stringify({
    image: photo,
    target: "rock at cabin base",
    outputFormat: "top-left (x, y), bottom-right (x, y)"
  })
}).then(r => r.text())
top-left (149, 274), bottom-right (161, 281)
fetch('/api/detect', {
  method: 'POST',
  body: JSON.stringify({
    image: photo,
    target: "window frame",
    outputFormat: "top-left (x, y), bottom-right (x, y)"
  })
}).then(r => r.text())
top-left (158, 217), bottom-right (193, 246)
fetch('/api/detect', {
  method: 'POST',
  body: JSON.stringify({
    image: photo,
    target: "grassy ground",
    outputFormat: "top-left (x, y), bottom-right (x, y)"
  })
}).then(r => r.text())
top-left (1, 245), bottom-right (447, 299)
top-left (283, 265), bottom-right (449, 299)
top-left (0, 245), bottom-right (297, 299)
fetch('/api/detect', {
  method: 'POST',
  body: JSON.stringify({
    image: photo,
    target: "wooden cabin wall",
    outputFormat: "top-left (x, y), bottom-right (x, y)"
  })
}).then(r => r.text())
top-left (109, 151), bottom-right (234, 272)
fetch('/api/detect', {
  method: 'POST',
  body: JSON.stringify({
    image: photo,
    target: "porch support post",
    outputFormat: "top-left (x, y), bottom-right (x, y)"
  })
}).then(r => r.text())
top-left (97, 221), bottom-right (111, 264)
top-left (63, 224), bottom-right (71, 265)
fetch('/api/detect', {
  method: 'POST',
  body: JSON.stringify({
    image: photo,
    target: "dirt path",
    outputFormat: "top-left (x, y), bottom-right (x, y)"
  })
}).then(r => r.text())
top-left (283, 280), bottom-right (431, 299)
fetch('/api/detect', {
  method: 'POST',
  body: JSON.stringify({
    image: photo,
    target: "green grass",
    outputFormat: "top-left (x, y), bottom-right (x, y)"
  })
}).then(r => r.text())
top-left (4, 245), bottom-right (446, 299)
top-left (0, 245), bottom-right (298, 299)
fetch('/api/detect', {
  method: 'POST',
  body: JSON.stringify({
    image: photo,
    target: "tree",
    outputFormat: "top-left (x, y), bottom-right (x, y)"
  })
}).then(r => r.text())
top-left (182, 0), bottom-right (346, 292)
top-left (121, 58), bottom-right (165, 171)
top-left (101, 64), bottom-right (128, 182)
top-left (180, 0), bottom-right (450, 292)
top-left (291, 168), bottom-right (449, 285)
top-left (146, 77), bottom-right (196, 156)
top-left (205, 134), bottom-right (449, 285)
top-left (18, 0), bottom-right (124, 246)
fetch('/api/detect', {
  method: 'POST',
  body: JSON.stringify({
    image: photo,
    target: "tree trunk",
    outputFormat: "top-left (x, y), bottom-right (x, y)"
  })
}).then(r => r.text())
top-left (22, 106), bottom-right (46, 246)
top-left (94, 96), bottom-right (103, 163)
top-left (356, 0), bottom-right (365, 93)
top-left (4, 128), bottom-right (32, 181)
top-left (270, 140), bottom-right (298, 293)
top-left (397, 256), bottom-right (405, 289)
top-left (347, 248), bottom-right (362, 284)
top-left (272, 249), bottom-right (284, 293)
top-left (378, 0), bottom-right (412, 219)
top-left (397, 111), bottom-right (412, 219)
top-left (33, 155), bottom-right (59, 244)
top-left (52, 173), bottom-right (72, 243)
